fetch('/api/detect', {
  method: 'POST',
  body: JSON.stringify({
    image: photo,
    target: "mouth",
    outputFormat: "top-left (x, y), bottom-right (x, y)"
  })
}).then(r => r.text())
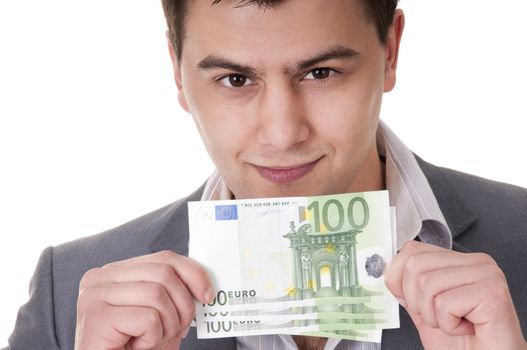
top-left (253, 157), bottom-right (322, 185)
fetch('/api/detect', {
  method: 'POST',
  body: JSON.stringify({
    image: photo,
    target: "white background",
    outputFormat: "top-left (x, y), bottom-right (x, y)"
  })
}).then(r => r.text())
top-left (1, 0), bottom-right (526, 344)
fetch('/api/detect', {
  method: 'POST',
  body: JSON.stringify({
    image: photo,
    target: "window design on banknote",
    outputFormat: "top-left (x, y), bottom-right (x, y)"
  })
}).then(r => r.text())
top-left (283, 220), bottom-right (383, 327)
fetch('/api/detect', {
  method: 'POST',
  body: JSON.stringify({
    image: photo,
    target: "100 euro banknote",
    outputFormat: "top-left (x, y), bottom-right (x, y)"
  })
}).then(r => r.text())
top-left (188, 191), bottom-right (398, 340)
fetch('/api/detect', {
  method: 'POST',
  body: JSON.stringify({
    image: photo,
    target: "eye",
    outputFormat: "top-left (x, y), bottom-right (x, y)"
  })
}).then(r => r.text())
top-left (303, 68), bottom-right (336, 81)
top-left (218, 74), bottom-right (254, 88)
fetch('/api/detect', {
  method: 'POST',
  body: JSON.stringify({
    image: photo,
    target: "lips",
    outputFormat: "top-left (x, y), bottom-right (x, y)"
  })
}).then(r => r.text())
top-left (254, 158), bottom-right (321, 184)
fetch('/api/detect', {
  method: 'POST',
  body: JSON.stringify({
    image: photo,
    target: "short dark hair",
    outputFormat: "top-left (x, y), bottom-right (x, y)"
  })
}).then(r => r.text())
top-left (162, 0), bottom-right (399, 62)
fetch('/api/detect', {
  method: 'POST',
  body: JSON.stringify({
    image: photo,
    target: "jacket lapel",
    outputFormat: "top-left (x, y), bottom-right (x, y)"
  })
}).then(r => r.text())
top-left (381, 306), bottom-right (423, 350)
top-left (149, 184), bottom-right (205, 256)
top-left (415, 155), bottom-right (479, 242)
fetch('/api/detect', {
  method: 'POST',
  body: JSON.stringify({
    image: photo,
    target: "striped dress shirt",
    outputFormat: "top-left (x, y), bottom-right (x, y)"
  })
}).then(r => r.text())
top-left (200, 120), bottom-right (452, 350)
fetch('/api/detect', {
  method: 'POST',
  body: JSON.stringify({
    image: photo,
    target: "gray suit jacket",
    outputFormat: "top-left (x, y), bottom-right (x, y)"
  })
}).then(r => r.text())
top-left (5, 157), bottom-right (527, 349)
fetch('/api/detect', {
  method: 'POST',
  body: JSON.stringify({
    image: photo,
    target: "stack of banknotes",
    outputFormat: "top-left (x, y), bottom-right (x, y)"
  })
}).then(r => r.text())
top-left (188, 191), bottom-right (399, 342)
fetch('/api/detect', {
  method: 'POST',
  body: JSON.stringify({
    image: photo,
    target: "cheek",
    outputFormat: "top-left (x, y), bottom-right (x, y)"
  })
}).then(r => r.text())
top-left (308, 84), bottom-right (382, 141)
top-left (188, 96), bottom-right (254, 166)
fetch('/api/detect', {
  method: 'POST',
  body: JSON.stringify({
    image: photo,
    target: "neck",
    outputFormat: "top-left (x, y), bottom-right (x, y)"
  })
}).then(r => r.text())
top-left (292, 335), bottom-right (327, 350)
top-left (347, 143), bottom-right (386, 193)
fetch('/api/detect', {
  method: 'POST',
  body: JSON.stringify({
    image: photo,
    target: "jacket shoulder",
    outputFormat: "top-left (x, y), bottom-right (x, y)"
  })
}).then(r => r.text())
top-left (54, 183), bottom-right (205, 266)
top-left (435, 164), bottom-right (527, 205)
top-left (418, 157), bottom-right (527, 235)
top-left (55, 199), bottom-right (181, 266)
top-left (44, 185), bottom-right (203, 348)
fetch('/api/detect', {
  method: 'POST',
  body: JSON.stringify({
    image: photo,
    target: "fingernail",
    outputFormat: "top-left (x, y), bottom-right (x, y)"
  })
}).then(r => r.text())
top-left (397, 298), bottom-right (407, 307)
top-left (204, 287), bottom-right (215, 304)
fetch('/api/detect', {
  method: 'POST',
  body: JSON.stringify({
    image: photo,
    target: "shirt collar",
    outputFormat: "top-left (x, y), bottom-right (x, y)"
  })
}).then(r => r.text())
top-left (201, 120), bottom-right (452, 250)
top-left (377, 120), bottom-right (452, 249)
top-left (200, 168), bottom-right (229, 201)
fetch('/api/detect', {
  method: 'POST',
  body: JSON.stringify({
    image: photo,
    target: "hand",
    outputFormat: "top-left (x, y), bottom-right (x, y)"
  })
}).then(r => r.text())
top-left (385, 241), bottom-right (527, 350)
top-left (74, 250), bottom-right (215, 350)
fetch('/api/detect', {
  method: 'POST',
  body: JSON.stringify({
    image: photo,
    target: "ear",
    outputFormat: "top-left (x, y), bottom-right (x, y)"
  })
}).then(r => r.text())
top-left (166, 30), bottom-right (189, 113)
top-left (384, 9), bottom-right (405, 92)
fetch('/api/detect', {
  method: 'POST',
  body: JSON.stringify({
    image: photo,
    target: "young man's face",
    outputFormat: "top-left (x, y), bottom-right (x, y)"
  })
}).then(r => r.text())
top-left (171, 0), bottom-right (403, 199)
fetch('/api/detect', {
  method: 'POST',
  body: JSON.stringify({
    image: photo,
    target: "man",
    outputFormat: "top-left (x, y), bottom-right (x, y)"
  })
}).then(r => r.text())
top-left (6, 0), bottom-right (527, 349)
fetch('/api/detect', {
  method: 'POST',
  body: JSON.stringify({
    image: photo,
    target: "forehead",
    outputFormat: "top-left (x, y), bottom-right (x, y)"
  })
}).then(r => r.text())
top-left (182, 0), bottom-right (375, 67)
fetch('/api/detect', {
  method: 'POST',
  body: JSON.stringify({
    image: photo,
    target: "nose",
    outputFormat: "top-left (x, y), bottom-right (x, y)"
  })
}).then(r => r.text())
top-left (256, 80), bottom-right (310, 152)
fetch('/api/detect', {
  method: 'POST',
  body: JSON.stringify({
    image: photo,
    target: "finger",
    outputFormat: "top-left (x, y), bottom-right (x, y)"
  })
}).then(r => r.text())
top-left (76, 304), bottom-right (163, 349)
top-left (403, 305), bottom-right (462, 340)
top-left (435, 275), bottom-right (520, 334)
top-left (405, 280), bottom-right (526, 350)
top-left (103, 250), bottom-right (215, 304)
top-left (434, 282), bottom-right (485, 336)
top-left (82, 281), bottom-right (181, 342)
top-left (416, 264), bottom-right (500, 328)
top-left (400, 251), bottom-right (494, 315)
top-left (110, 306), bottom-right (164, 350)
top-left (386, 240), bottom-right (492, 299)
top-left (81, 263), bottom-right (196, 337)
top-left (385, 240), bottom-right (441, 299)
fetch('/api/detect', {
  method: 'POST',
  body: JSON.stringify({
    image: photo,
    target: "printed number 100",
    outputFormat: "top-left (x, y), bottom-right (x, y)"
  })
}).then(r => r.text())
top-left (307, 197), bottom-right (369, 232)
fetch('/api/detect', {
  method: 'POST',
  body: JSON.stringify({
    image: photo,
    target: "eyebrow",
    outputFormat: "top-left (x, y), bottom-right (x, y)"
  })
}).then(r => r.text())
top-left (294, 45), bottom-right (360, 71)
top-left (198, 56), bottom-right (260, 77)
top-left (197, 45), bottom-right (360, 76)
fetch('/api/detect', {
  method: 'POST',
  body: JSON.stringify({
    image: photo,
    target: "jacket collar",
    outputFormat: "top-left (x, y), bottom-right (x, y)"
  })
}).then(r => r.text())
top-left (148, 183), bottom-right (206, 256)
top-left (415, 155), bottom-right (479, 240)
